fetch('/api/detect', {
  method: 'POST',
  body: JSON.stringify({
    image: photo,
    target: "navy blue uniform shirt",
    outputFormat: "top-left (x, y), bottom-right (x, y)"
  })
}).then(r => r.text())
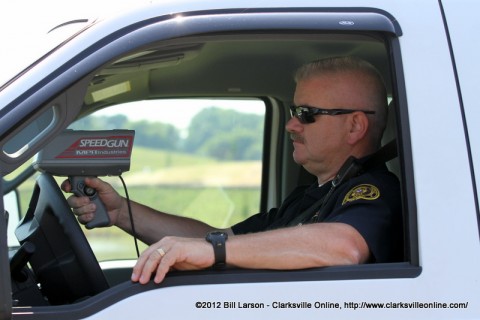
top-left (231, 164), bottom-right (403, 263)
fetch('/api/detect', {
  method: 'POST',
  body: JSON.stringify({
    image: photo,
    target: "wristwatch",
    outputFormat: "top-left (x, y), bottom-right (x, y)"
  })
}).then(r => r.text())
top-left (205, 231), bottom-right (228, 269)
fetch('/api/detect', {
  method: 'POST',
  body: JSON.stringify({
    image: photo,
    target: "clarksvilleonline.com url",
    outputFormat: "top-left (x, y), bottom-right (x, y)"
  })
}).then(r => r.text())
top-left (344, 301), bottom-right (469, 310)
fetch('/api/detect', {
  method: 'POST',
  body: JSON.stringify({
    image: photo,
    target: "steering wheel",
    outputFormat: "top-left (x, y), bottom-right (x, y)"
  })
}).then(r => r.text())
top-left (15, 173), bottom-right (109, 305)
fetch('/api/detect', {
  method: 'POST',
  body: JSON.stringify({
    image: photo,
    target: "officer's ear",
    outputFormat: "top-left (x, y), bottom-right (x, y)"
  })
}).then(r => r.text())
top-left (346, 111), bottom-right (369, 145)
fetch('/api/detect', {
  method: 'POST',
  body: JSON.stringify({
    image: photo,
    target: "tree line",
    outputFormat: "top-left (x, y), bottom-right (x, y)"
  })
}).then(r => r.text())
top-left (71, 107), bottom-right (264, 161)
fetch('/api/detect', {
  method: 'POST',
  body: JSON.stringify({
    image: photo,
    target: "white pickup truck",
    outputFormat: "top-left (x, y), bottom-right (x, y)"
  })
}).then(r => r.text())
top-left (0, 0), bottom-right (479, 319)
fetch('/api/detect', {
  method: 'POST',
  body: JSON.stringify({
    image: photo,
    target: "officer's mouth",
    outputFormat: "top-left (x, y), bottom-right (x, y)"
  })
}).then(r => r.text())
top-left (290, 133), bottom-right (305, 144)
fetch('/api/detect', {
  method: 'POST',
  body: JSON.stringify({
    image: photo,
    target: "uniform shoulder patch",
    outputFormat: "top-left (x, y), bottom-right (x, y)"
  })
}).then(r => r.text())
top-left (342, 184), bottom-right (380, 205)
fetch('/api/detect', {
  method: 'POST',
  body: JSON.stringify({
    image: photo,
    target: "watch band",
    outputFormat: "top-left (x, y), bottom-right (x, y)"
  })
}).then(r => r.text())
top-left (205, 231), bottom-right (228, 269)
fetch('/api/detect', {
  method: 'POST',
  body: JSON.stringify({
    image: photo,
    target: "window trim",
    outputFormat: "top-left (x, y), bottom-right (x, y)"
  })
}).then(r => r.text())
top-left (388, 38), bottom-right (419, 267)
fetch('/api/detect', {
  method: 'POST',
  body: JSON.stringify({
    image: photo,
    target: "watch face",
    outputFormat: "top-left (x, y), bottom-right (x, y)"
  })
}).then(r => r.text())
top-left (206, 231), bottom-right (228, 241)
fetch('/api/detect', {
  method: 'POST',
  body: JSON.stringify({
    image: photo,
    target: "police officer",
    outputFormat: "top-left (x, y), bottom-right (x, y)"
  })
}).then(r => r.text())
top-left (63, 56), bottom-right (402, 284)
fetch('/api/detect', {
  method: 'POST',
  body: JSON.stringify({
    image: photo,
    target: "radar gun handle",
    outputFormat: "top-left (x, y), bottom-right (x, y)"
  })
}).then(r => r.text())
top-left (69, 176), bottom-right (111, 229)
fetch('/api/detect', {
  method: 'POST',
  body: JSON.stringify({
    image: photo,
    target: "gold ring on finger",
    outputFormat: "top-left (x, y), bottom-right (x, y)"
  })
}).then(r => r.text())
top-left (157, 247), bottom-right (166, 257)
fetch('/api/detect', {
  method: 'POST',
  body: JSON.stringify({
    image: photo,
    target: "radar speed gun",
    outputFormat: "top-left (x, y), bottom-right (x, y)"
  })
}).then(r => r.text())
top-left (34, 130), bottom-right (135, 229)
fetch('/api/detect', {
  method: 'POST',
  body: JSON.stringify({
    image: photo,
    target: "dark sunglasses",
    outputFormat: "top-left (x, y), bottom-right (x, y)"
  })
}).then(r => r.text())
top-left (289, 105), bottom-right (376, 124)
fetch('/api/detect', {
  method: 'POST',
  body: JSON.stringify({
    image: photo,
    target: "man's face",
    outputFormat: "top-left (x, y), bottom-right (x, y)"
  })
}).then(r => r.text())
top-left (286, 74), bottom-right (354, 179)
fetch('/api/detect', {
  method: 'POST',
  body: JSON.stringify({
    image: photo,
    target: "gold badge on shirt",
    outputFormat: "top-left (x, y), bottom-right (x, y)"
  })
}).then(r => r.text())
top-left (342, 184), bottom-right (380, 205)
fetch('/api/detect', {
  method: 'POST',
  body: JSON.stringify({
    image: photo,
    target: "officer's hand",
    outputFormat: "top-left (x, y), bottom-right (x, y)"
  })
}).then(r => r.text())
top-left (61, 177), bottom-right (124, 226)
top-left (131, 236), bottom-right (215, 284)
